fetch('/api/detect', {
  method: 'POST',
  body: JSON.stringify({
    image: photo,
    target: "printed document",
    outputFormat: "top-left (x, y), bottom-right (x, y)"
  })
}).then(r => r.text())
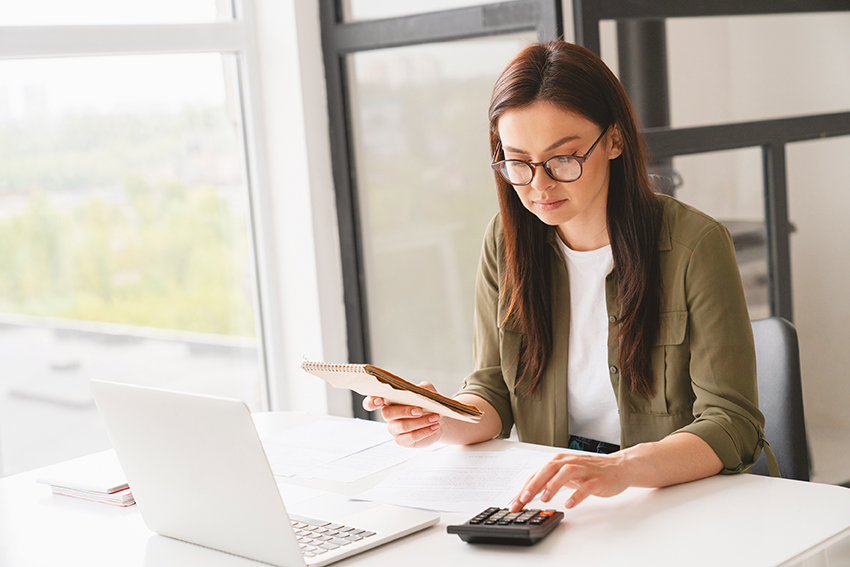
top-left (259, 418), bottom-right (426, 482)
top-left (353, 446), bottom-right (559, 514)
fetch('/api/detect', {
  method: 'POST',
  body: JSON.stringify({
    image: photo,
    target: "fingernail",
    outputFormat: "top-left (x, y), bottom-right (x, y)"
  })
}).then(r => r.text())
top-left (566, 498), bottom-right (576, 509)
top-left (520, 491), bottom-right (532, 503)
top-left (430, 424), bottom-right (440, 431)
top-left (541, 489), bottom-right (551, 502)
top-left (428, 414), bottom-right (439, 423)
top-left (375, 399), bottom-right (383, 407)
top-left (410, 408), bottom-right (422, 417)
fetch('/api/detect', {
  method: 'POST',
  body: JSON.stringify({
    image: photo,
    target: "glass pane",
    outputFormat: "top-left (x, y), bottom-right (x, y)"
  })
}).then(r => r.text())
top-left (343, 0), bottom-right (502, 22)
top-left (670, 147), bottom-right (769, 319)
top-left (348, 35), bottom-right (534, 395)
top-left (666, 13), bottom-right (850, 127)
top-left (787, 136), bottom-right (850, 484)
top-left (0, 53), bottom-right (261, 476)
top-left (0, 0), bottom-right (229, 26)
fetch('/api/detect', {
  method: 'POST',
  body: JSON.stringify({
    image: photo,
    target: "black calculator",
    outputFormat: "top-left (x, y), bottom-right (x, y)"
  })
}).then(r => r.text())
top-left (447, 507), bottom-right (564, 545)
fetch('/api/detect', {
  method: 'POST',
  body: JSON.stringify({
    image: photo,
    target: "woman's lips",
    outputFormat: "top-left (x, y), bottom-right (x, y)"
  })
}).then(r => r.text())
top-left (534, 198), bottom-right (567, 212)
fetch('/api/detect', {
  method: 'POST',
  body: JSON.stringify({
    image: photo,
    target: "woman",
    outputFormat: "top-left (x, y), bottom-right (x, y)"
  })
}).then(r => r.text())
top-left (365, 41), bottom-right (771, 511)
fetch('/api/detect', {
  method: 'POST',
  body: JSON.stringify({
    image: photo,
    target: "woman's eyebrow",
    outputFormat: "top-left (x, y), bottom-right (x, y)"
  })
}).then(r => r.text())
top-left (502, 134), bottom-right (582, 155)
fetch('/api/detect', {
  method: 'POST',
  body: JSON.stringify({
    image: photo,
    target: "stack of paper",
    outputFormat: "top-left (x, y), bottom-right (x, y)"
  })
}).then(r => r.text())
top-left (46, 484), bottom-right (135, 507)
top-left (36, 450), bottom-right (136, 507)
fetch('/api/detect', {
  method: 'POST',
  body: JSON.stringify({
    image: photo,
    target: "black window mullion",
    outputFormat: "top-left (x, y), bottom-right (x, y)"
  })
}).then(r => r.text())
top-left (763, 144), bottom-right (794, 322)
top-left (574, 0), bottom-right (850, 23)
top-left (642, 112), bottom-right (850, 157)
top-left (319, 0), bottom-right (371, 364)
top-left (328, 1), bottom-right (560, 53)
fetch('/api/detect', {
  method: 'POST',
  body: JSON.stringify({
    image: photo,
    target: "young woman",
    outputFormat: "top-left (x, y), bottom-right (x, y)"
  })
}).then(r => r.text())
top-left (364, 41), bottom-right (771, 511)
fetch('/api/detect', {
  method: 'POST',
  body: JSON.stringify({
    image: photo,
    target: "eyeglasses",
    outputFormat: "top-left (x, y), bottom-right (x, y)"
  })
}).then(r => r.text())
top-left (491, 125), bottom-right (609, 186)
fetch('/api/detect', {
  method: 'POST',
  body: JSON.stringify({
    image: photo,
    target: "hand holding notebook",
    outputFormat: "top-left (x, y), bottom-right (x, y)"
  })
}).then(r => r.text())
top-left (301, 359), bottom-right (482, 423)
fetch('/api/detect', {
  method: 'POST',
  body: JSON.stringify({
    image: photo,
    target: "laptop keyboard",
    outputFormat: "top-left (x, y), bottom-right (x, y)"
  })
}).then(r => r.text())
top-left (289, 514), bottom-right (376, 558)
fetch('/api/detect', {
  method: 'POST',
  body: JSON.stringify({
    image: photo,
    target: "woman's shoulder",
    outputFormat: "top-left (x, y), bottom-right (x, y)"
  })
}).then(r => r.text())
top-left (483, 211), bottom-right (506, 247)
top-left (656, 193), bottom-right (729, 252)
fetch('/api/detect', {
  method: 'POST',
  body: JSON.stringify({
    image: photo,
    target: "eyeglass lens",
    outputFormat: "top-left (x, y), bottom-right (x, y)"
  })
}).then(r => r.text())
top-left (499, 156), bottom-right (582, 185)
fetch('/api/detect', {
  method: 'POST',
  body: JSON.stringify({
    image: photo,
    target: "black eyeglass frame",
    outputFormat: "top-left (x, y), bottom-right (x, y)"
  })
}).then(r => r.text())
top-left (491, 125), bottom-right (610, 186)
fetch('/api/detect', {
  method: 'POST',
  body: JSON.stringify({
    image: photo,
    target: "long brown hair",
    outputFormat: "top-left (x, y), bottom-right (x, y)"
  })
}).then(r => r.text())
top-left (489, 41), bottom-right (662, 397)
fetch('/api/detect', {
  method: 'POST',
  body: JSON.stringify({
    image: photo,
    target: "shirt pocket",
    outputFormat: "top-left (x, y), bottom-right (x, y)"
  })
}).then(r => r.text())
top-left (498, 326), bottom-right (542, 402)
top-left (645, 311), bottom-right (692, 415)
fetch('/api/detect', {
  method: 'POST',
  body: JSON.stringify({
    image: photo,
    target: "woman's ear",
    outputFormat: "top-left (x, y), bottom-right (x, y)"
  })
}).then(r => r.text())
top-left (607, 124), bottom-right (624, 160)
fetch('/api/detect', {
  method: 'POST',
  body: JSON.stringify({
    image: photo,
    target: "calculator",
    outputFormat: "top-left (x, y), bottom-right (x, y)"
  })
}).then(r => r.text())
top-left (446, 507), bottom-right (564, 545)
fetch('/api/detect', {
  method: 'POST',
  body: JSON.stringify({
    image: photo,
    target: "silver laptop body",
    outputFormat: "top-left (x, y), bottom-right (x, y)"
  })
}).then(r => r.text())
top-left (90, 380), bottom-right (439, 567)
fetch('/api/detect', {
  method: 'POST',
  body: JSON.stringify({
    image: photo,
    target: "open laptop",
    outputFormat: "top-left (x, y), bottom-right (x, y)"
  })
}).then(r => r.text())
top-left (89, 380), bottom-right (439, 567)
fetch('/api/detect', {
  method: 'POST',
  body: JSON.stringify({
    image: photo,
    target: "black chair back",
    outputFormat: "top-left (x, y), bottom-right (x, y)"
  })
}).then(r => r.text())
top-left (750, 317), bottom-right (810, 481)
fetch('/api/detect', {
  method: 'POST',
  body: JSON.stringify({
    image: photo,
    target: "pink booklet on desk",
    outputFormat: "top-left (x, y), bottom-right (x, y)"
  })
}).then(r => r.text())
top-left (301, 359), bottom-right (482, 423)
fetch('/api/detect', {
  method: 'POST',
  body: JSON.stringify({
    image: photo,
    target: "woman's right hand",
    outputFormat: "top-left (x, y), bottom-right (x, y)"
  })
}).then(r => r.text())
top-left (363, 381), bottom-right (443, 448)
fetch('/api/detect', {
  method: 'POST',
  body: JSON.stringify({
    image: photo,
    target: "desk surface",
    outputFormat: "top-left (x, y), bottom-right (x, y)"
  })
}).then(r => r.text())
top-left (3, 412), bottom-right (850, 567)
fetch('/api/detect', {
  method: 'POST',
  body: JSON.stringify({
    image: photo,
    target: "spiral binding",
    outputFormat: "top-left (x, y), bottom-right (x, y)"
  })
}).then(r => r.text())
top-left (301, 359), bottom-right (366, 374)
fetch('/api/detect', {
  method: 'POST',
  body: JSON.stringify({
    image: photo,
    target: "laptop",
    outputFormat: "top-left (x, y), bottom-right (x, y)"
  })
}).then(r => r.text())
top-left (89, 380), bottom-right (439, 567)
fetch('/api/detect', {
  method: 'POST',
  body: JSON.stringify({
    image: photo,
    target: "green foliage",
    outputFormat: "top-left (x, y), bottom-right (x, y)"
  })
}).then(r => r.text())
top-left (0, 107), bottom-right (256, 337)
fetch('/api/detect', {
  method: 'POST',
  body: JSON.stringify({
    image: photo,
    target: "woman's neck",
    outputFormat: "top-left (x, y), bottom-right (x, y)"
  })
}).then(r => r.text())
top-left (556, 221), bottom-right (610, 252)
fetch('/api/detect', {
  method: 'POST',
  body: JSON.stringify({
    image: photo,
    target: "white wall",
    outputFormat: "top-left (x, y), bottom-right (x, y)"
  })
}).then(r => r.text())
top-left (253, 0), bottom-right (351, 415)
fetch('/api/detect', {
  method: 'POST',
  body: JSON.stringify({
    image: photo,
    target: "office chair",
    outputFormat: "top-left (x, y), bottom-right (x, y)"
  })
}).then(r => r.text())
top-left (750, 317), bottom-right (810, 481)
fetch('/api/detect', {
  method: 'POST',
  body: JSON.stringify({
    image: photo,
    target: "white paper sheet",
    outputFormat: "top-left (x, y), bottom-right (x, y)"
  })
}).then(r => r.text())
top-left (260, 419), bottom-right (393, 477)
top-left (299, 439), bottom-right (427, 483)
top-left (353, 446), bottom-right (560, 514)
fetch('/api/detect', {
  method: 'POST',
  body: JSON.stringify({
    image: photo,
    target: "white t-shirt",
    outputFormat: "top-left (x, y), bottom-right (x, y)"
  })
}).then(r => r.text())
top-left (555, 237), bottom-right (620, 445)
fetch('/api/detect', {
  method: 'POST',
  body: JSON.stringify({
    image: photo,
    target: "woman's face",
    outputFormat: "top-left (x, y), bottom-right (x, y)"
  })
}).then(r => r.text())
top-left (496, 101), bottom-right (621, 250)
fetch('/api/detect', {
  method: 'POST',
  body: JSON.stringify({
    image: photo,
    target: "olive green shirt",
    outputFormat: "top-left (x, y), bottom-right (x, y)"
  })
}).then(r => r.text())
top-left (457, 194), bottom-right (766, 473)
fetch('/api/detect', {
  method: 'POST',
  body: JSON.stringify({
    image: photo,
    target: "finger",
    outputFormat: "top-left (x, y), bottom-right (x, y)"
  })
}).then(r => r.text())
top-left (395, 420), bottom-right (442, 448)
top-left (509, 461), bottom-right (563, 512)
top-left (540, 461), bottom-right (591, 503)
top-left (362, 396), bottom-right (384, 411)
top-left (380, 403), bottom-right (427, 421)
top-left (386, 413), bottom-right (441, 437)
top-left (565, 485), bottom-right (591, 509)
top-left (509, 474), bottom-right (539, 512)
top-left (417, 381), bottom-right (437, 393)
top-left (520, 455), bottom-right (573, 498)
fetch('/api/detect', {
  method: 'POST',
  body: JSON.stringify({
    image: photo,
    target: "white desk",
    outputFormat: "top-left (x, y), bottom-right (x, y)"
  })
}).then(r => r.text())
top-left (3, 412), bottom-right (850, 567)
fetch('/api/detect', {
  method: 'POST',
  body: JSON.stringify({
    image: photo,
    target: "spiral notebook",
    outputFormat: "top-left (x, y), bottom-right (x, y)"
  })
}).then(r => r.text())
top-left (301, 360), bottom-right (482, 423)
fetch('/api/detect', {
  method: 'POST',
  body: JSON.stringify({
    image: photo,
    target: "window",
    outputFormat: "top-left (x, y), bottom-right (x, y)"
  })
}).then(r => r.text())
top-left (0, 2), bottom-right (278, 476)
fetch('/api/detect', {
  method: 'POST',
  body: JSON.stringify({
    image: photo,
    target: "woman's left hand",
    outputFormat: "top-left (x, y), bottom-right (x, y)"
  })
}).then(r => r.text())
top-left (509, 452), bottom-right (630, 512)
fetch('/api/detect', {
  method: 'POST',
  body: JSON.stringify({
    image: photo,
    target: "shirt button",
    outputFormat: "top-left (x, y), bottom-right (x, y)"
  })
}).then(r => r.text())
top-left (609, 366), bottom-right (618, 374)
top-left (609, 315), bottom-right (617, 323)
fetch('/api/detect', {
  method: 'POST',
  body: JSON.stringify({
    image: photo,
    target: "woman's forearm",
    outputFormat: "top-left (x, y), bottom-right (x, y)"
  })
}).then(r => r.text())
top-left (438, 394), bottom-right (503, 445)
top-left (619, 432), bottom-right (724, 489)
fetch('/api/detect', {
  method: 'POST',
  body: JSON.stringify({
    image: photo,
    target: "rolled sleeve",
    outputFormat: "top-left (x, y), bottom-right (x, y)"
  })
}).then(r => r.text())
top-left (676, 224), bottom-right (764, 473)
